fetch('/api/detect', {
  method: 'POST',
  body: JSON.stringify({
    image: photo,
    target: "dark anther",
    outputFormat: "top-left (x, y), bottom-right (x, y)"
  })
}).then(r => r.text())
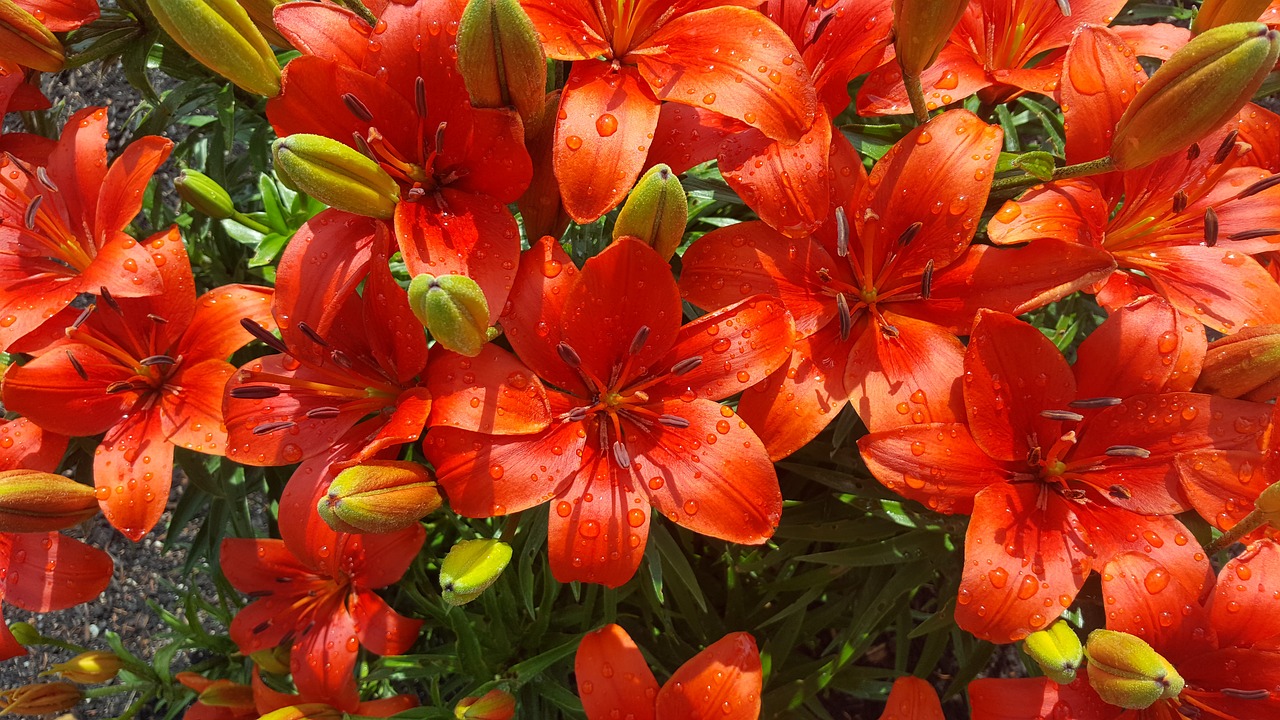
top-left (1104, 445), bottom-right (1152, 459)
top-left (812, 10), bottom-right (834, 38)
top-left (71, 305), bottom-right (94, 330)
top-left (880, 322), bottom-right (900, 339)
top-left (1177, 704), bottom-right (1202, 718)
top-left (898, 221), bottom-right (923, 247)
top-left (1228, 228), bottom-right (1280, 241)
top-left (611, 440), bottom-right (632, 469)
top-left (252, 620), bottom-right (272, 634)
top-left (329, 350), bottom-right (354, 369)
top-left (1220, 688), bottom-right (1269, 700)
top-left (230, 385), bottom-right (282, 399)
top-left (415, 76), bottom-right (427, 117)
top-left (353, 132), bottom-right (376, 159)
top-left (435, 122), bottom-right (448, 151)
top-left (629, 325), bottom-right (651, 355)
top-left (1060, 488), bottom-right (1087, 501)
top-left (305, 406), bottom-right (341, 419)
top-left (1214, 130), bottom-right (1239, 164)
top-left (1054, 0), bottom-right (1071, 16)
top-left (275, 576), bottom-right (293, 583)
top-left (147, 313), bottom-right (168, 324)
top-left (36, 166), bottom-right (57, 192)
top-left (106, 381), bottom-right (137, 394)
top-left (99, 286), bottom-right (121, 313)
top-left (68, 352), bottom-right (88, 380)
top-left (297, 321), bottom-right (328, 347)
top-left (1171, 190), bottom-right (1188, 214)
top-left (252, 421), bottom-right (297, 436)
top-left (240, 318), bottom-right (289, 354)
top-left (1237, 173), bottom-right (1280, 199)
top-left (1068, 396), bottom-right (1123, 408)
top-left (1204, 207), bottom-right (1219, 247)
top-left (342, 93), bottom-right (374, 122)
top-left (836, 292), bottom-right (852, 342)
top-left (557, 342), bottom-right (583, 368)
top-left (1040, 409), bottom-right (1084, 422)
top-left (245, 590), bottom-right (273, 599)
top-left (140, 354), bottom-right (177, 366)
top-left (920, 259), bottom-right (934, 300)
top-left (670, 356), bottom-right (702, 375)
top-left (658, 414), bottom-right (691, 428)
top-left (1027, 446), bottom-right (1042, 466)
top-left (1186, 143), bottom-right (1201, 161)
top-left (1108, 484), bottom-right (1133, 500)
top-left (24, 194), bottom-right (42, 230)
top-left (565, 406), bottom-right (590, 423)
top-left (834, 206), bottom-right (849, 258)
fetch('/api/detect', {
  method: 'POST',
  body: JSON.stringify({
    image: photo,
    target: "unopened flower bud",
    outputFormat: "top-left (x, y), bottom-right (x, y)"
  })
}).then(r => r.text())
top-left (1112, 22), bottom-right (1280, 170)
top-left (408, 274), bottom-right (491, 357)
top-left (457, 0), bottom-right (546, 123)
top-left (249, 646), bottom-right (291, 675)
top-left (1193, 0), bottom-right (1273, 34)
top-left (45, 651), bottom-right (122, 684)
top-left (455, 688), bottom-right (515, 720)
top-left (176, 672), bottom-right (256, 709)
top-left (145, 0), bottom-right (281, 97)
top-left (1085, 630), bottom-right (1184, 710)
top-left (440, 539), bottom-right (512, 606)
top-left (612, 164), bottom-right (688, 261)
top-left (0, 470), bottom-right (98, 534)
top-left (1255, 480), bottom-right (1280, 521)
top-left (236, 0), bottom-right (289, 47)
top-left (0, 0), bottom-right (64, 72)
top-left (0, 682), bottom-right (82, 716)
top-left (7, 623), bottom-right (41, 647)
top-left (891, 0), bottom-right (969, 77)
top-left (272, 135), bottom-right (400, 219)
top-left (1196, 324), bottom-right (1280, 401)
top-left (175, 170), bottom-right (237, 219)
top-left (318, 461), bottom-right (441, 534)
top-left (1023, 620), bottom-right (1084, 685)
top-left (256, 704), bottom-right (342, 720)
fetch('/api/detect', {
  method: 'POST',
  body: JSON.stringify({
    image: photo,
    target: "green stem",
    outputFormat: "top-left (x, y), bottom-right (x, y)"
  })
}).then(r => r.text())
top-left (1206, 510), bottom-right (1268, 556)
top-left (83, 683), bottom-right (151, 699)
top-left (230, 211), bottom-right (272, 235)
top-left (334, 0), bottom-right (377, 26)
top-left (902, 69), bottom-right (930, 126)
top-left (990, 156), bottom-right (1115, 193)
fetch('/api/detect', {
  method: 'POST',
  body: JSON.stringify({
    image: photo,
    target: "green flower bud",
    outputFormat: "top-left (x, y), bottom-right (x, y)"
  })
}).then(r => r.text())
top-left (249, 646), bottom-right (291, 676)
top-left (1023, 620), bottom-right (1084, 685)
top-left (0, 0), bottom-right (64, 72)
top-left (1085, 630), bottom-right (1184, 710)
top-left (1192, 0), bottom-right (1273, 35)
top-left (440, 539), bottom-right (512, 606)
top-left (8, 622), bottom-right (41, 647)
top-left (408, 274), bottom-right (491, 357)
top-left (455, 689), bottom-right (515, 720)
top-left (0, 470), bottom-right (98, 534)
top-left (236, 0), bottom-right (289, 47)
top-left (891, 0), bottom-right (969, 77)
top-left (145, 0), bottom-right (281, 97)
top-left (1196, 324), bottom-right (1280, 402)
top-left (1255, 480), bottom-right (1280, 521)
top-left (272, 134), bottom-right (400, 219)
top-left (45, 651), bottom-right (123, 684)
top-left (612, 164), bottom-right (688, 261)
top-left (175, 170), bottom-right (237, 219)
top-left (457, 0), bottom-right (547, 124)
top-left (1112, 22), bottom-right (1280, 171)
top-left (318, 461), bottom-right (441, 535)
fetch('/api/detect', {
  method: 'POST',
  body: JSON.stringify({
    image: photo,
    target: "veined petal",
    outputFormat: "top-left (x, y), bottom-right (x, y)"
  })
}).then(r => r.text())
top-left (46, 107), bottom-right (107, 235)
top-left (180, 284), bottom-right (274, 363)
top-left (350, 588), bottom-right (423, 657)
top-left (94, 407), bottom-right (172, 540)
top-left (290, 600), bottom-right (360, 711)
top-left (718, 111), bottom-right (832, 238)
top-left (19, 0), bottom-right (99, 31)
top-left (553, 62), bottom-right (660, 222)
top-left (268, 57), bottom-right (416, 155)
top-left (2, 533), bottom-right (111, 612)
top-left (94, 135), bottom-right (173, 239)
top-left (1211, 539), bottom-right (1280, 649)
top-left (874, 677), bottom-right (944, 720)
top-left (1098, 551), bottom-right (1215, 664)
top-left (646, 103), bottom-right (737, 175)
top-left (499, 235), bottom-right (584, 394)
top-left (1074, 295), bottom-right (1205, 398)
top-left (448, 108), bottom-right (532, 203)
top-left (634, 7), bottom-right (817, 144)
top-left (548, 452), bottom-right (648, 588)
top-left (1110, 22), bottom-right (1190, 61)
top-left (0, 270), bottom-right (79, 355)
top-left (1118, 245), bottom-right (1280, 334)
top-left (1176, 448), bottom-right (1270, 534)
top-left (844, 312), bottom-right (964, 433)
top-left (79, 228), bottom-right (167, 300)
top-left (363, 0), bottom-right (469, 106)
top-left (0, 417), bottom-right (67, 473)
top-left (160, 358), bottom-right (235, 455)
top-left (968, 676), bottom-right (1122, 720)
top-left (655, 633), bottom-right (762, 720)
top-left (791, 0), bottom-right (893, 115)
top-left (987, 180), bottom-right (1109, 248)
top-left (522, 0), bottom-right (610, 61)
top-left (856, 47), bottom-right (991, 117)
top-left (0, 345), bottom-right (132, 437)
top-left (575, 625), bottom-right (659, 720)
top-left (347, 388), bottom-right (432, 464)
top-left (274, 210), bottom-right (381, 351)
top-left (427, 345), bottom-right (551, 434)
top-left (956, 484), bottom-right (1091, 643)
top-left (274, 4), bottom-right (373, 65)
top-left (1178, 649), bottom-right (1280, 717)
top-left (219, 537), bottom-right (308, 595)
top-left (1061, 26), bottom-right (1145, 167)
top-left (362, 255), bottom-right (429, 385)
top-left (1235, 103), bottom-right (1280, 173)
top-left (857, 423), bottom-right (1005, 515)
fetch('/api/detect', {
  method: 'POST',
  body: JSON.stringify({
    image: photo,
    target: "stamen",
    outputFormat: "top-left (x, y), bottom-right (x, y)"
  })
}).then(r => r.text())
top-left (353, 132), bottom-right (376, 159)
top-left (330, 350), bottom-right (354, 369)
top-left (880, 322), bottom-right (899, 339)
top-left (36, 166), bottom-right (57, 192)
top-left (670, 356), bottom-right (702, 375)
top-left (565, 406), bottom-right (590, 423)
top-left (629, 325), bottom-right (650, 355)
top-left (920, 259), bottom-right (934, 300)
top-left (147, 313), bottom-right (168, 324)
top-left (99, 286), bottom-right (121, 313)
top-left (1108, 485), bottom-right (1132, 500)
top-left (1027, 446), bottom-right (1042, 466)
top-left (1171, 190), bottom-right (1188, 214)
top-left (24, 194), bottom-right (42, 229)
top-left (1054, 0), bottom-right (1071, 15)
top-left (246, 590), bottom-right (273, 599)
top-left (557, 342), bottom-right (583, 368)
top-left (1068, 396), bottom-right (1123, 408)
top-left (305, 406), bottom-right (342, 419)
top-left (812, 10), bottom-right (835, 39)
top-left (1177, 704), bottom-right (1201, 718)
top-left (140, 354), bottom-right (177, 366)
top-left (229, 385), bottom-right (282, 399)
top-left (434, 122), bottom-right (447, 152)
top-left (658, 414), bottom-right (690, 428)
top-left (297, 322), bottom-right (328, 347)
top-left (836, 292), bottom-right (852, 342)
top-left (252, 620), bottom-right (272, 634)
top-left (342, 93), bottom-right (374, 122)
top-left (834, 206), bottom-right (849, 258)
top-left (1214, 130), bottom-right (1238, 164)
top-left (106, 381), bottom-right (137, 394)
top-left (1104, 445), bottom-right (1151, 458)
top-left (415, 76), bottom-right (427, 117)
top-left (1040, 409), bottom-right (1084, 422)
top-left (252, 421), bottom-right (297, 436)
top-left (898, 221), bottom-right (922, 247)
top-left (1220, 688), bottom-right (1269, 700)
top-left (611, 440), bottom-right (631, 468)
top-left (1228, 228), bottom-right (1280, 241)
top-left (1060, 488), bottom-right (1087, 501)
top-left (1237, 173), bottom-right (1280, 199)
top-left (240, 318), bottom-right (289, 354)
top-left (1186, 143), bottom-right (1201, 161)
top-left (1204, 207), bottom-right (1219, 247)
top-left (71, 305), bottom-right (94, 330)
top-left (67, 352), bottom-right (88, 380)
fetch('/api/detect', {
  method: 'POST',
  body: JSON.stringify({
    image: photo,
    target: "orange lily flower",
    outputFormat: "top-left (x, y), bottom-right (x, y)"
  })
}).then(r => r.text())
top-left (857, 306), bottom-right (1272, 643)
top-left (522, 0), bottom-right (819, 221)
top-left (1177, 401), bottom-right (1280, 544)
top-left (575, 624), bottom-right (762, 719)
top-left (988, 26), bottom-right (1280, 334)
top-left (877, 677), bottom-right (944, 720)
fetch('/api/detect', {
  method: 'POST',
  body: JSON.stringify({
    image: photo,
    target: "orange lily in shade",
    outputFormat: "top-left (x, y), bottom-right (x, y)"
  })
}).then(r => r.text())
top-left (645, 0), bottom-right (892, 237)
top-left (679, 110), bottom-right (1113, 459)
top-left (574, 624), bottom-right (762, 719)
top-left (425, 237), bottom-right (791, 588)
top-left (0, 107), bottom-right (172, 353)
top-left (877, 677), bottom-right (944, 720)
top-left (266, 0), bottom-right (530, 322)
top-left (857, 305), bottom-right (1274, 643)
top-left (988, 25), bottom-right (1280, 333)
top-left (222, 212), bottom-right (432, 470)
top-left (1, 233), bottom-right (274, 540)
top-left (0, 418), bottom-right (113, 661)
top-left (969, 540), bottom-right (1280, 719)
top-left (522, 0), bottom-right (819, 222)
top-left (1176, 401), bottom-right (1280, 544)
top-left (0, 0), bottom-right (99, 73)
top-left (220, 507), bottom-right (424, 712)
top-left (250, 665), bottom-right (417, 718)
top-left (177, 673), bottom-right (257, 720)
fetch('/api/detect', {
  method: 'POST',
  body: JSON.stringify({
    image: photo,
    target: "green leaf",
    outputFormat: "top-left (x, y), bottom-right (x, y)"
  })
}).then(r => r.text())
top-left (796, 531), bottom-right (949, 567)
top-left (1012, 151), bottom-right (1057, 181)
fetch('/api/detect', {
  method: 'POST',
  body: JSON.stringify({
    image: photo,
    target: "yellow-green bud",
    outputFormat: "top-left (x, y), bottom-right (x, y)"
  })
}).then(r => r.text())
top-left (457, 0), bottom-right (547, 124)
top-left (318, 461), bottom-right (441, 534)
top-left (1196, 325), bottom-right (1280, 402)
top-left (891, 0), bottom-right (969, 77)
top-left (44, 651), bottom-right (123, 684)
top-left (440, 539), bottom-right (512, 606)
top-left (249, 646), bottom-right (291, 675)
top-left (1023, 620), bottom-right (1084, 685)
top-left (175, 170), bottom-right (237, 219)
top-left (1256, 480), bottom-right (1280, 520)
top-left (236, 0), bottom-right (290, 47)
top-left (1112, 22), bottom-right (1280, 171)
top-left (256, 704), bottom-right (343, 720)
top-left (408, 274), bottom-right (491, 357)
top-left (0, 470), bottom-right (99, 534)
top-left (272, 134), bottom-right (400, 219)
top-left (1085, 630), bottom-right (1184, 710)
top-left (8, 622), bottom-right (41, 647)
top-left (0, 682), bottom-right (82, 716)
top-left (455, 689), bottom-right (515, 719)
top-left (183, 676), bottom-right (255, 708)
top-left (1193, 0), bottom-right (1273, 34)
top-left (145, 0), bottom-right (281, 97)
top-left (0, 0), bottom-right (63, 72)
top-left (612, 164), bottom-right (688, 261)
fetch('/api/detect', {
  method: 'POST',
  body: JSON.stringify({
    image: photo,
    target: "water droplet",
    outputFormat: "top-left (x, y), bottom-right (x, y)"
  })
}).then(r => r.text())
top-left (596, 113), bottom-right (618, 137)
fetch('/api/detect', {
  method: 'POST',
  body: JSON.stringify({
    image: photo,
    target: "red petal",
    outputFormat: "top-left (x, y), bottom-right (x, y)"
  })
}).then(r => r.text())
top-left (350, 588), bottom-right (423, 656)
top-left (0, 417), bottom-right (67, 473)
top-left (394, 191), bottom-right (520, 325)
top-left (635, 7), bottom-right (816, 144)
top-left (0, 608), bottom-right (24, 662)
top-left (447, 108), bottom-right (532, 203)
top-left (1211, 539), bottom-right (1280, 649)
top-left (499, 235), bottom-right (584, 394)
top-left (845, 311), bottom-right (964, 433)
top-left (649, 295), bottom-right (794, 402)
top-left (522, 0), bottom-right (610, 61)
top-left (354, 696), bottom-right (420, 718)
top-left (274, 210), bottom-right (381, 351)
top-left (1178, 649), bottom-right (1280, 717)
top-left (45, 107), bottom-right (107, 234)
top-left (1061, 26), bottom-right (1144, 167)
top-left (1118, 245), bottom-right (1280, 334)
top-left (1209, 168), bottom-right (1280, 255)
top-left (0, 345), bottom-right (132, 437)
top-left (1235, 102), bottom-right (1280, 173)
top-left (1177, 448), bottom-right (1269, 534)
top-left (857, 423), bottom-right (1004, 515)
top-left (655, 633), bottom-right (761, 719)
top-left (341, 515), bottom-right (426, 589)
top-left (987, 179), bottom-right (1110, 248)
top-left (269, 57), bottom-right (416, 155)
top-left (635, 399), bottom-right (781, 544)
top-left (1074, 295), bottom-right (1204, 398)
top-left (94, 135), bottom-right (173, 238)
top-left (290, 601), bottom-right (360, 711)
top-left (18, 0), bottom-right (98, 30)
top-left (547, 453), bottom-right (648, 588)
top-left (784, 0), bottom-right (893, 115)
top-left (957, 485), bottom-right (1090, 643)
top-left (1098, 551), bottom-right (1214, 663)
top-left (680, 221), bottom-right (839, 338)
top-left (967, 677), bottom-right (1122, 720)
top-left (274, 4), bottom-right (373, 65)
top-left (219, 537), bottom-right (307, 594)
top-left (553, 62), bottom-right (660, 222)
top-left (0, 271), bottom-right (79, 355)
top-left (95, 408), bottom-right (172, 540)
top-left (559, 237), bottom-right (681, 378)
top-left (362, 256), bottom-right (429, 385)
top-left (718, 111), bottom-right (831, 238)
top-left (2, 532), bottom-right (112, 612)
top-left (516, 90), bottom-right (572, 241)
top-left (856, 48), bottom-right (991, 116)
top-left (78, 229), bottom-right (168, 300)
top-left (159, 359), bottom-right (234, 455)
top-left (348, 388), bottom-right (432, 464)
top-left (964, 311), bottom-right (1076, 463)
top-left (574, 625), bottom-right (659, 720)
top-left (736, 321), bottom-right (850, 460)
top-left (1110, 22), bottom-right (1190, 60)
top-left (361, 0), bottom-right (469, 107)
top-left (647, 103), bottom-right (737, 175)
top-left (426, 345), bottom-right (551, 435)
top-left (179, 284), bottom-right (275, 363)
top-left (875, 676), bottom-right (943, 720)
